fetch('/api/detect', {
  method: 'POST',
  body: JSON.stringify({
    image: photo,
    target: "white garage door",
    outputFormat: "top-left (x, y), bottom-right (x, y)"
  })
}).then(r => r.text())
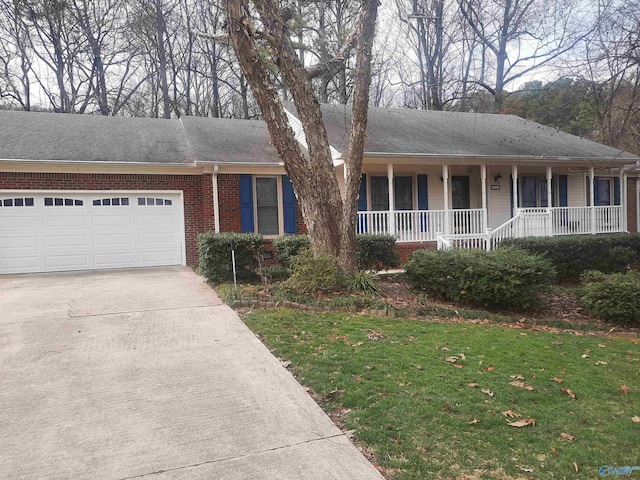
top-left (0, 191), bottom-right (185, 274)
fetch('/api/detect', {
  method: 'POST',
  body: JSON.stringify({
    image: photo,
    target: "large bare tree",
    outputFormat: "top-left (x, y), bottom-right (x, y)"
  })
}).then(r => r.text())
top-left (223, 0), bottom-right (379, 270)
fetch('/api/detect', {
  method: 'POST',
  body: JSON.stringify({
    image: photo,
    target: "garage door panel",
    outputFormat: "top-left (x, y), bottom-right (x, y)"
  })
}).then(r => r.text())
top-left (93, 234), bottom-right (134, 246)
top-left (0, 191), bottom-right (183, 274)
top-left (45, 254), bottom-right (90, 268)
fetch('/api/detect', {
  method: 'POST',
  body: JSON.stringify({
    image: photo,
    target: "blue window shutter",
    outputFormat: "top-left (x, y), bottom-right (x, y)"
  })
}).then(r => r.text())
top-left (614, 177), bottom-right (621, 205)
top-left (417, 174), bottom-right (429, 232)
top-left (594, 177), bottom-right (600, 206)
top-left (417, 174), bottom-right (429, 210)
top-left (509, 175), bottom-right (514, 217)
top-left (358, 174), bottom-right (367, 211)
top-left (559, 175), bottom-right (568, 207)
top-left (282, 175), bottom-right (297, 234)
top-left (239, 174), bottom-right (254, 232)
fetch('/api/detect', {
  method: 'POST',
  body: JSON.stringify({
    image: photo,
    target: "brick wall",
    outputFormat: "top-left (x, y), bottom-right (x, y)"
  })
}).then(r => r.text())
top-left (628, 177), bottom-right (638, 233)
top-left (0, 171), bottom-right (213, 266)
top-left (396, 242), bottom-right (437, 264)
top-left (218, 174), bottom-right (241, 232)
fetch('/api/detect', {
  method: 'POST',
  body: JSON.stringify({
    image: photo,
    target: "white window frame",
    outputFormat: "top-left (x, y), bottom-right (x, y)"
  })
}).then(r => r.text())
top-left (253, 176), bottom-right (284, 237)
top-left (367, 174), bottom-right (417, 211)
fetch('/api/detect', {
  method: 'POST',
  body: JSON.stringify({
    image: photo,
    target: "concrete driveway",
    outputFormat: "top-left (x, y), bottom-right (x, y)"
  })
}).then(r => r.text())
top-left (0, 267), bottom-right (382, 480)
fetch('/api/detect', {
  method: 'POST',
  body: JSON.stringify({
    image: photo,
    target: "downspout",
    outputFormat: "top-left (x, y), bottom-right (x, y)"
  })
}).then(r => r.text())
top-left (213, 165), bottom-right (220, 233)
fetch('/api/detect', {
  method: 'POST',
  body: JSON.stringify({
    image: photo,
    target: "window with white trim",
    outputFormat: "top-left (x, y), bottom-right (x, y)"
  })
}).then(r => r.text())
top-left (255, 177), bottom-right (280, 235)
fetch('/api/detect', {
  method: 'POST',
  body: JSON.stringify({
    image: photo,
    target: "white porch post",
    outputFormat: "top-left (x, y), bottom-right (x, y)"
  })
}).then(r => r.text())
top-left (481, 164), bottom-right (488, 230)
top-left (511, 165), bottom-right (519, 214)
top-left (443, 164), bottom-right (450, 235)
top-left (590, 167), bottom-right (596, 234)
top-left (387, 163), bottom-right (395, 235)
top-left (213, 165), bottom-right (220, 233)
top-left (546, 166), bottom-right (553, 236)
top-left (621, 170), bottom-right (627, 232)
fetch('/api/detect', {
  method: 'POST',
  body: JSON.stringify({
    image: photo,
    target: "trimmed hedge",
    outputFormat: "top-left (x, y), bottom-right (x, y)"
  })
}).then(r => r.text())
top-left (405, 247), bottom-right (556, 310)
top-left (272, 235), bottom-right (311, 268)
top-left (272, 234), bottom-right (400, 271)
top-left (282, 250), bottom-right (345, 293)
top-left (356, 234), bottom-right (401, 270)
top-left (198, 232), bottom-right (264, 283)
top-left (503, 234), bottom-right (640, 281)
top-left (580, 271), bottom-right (640, 325)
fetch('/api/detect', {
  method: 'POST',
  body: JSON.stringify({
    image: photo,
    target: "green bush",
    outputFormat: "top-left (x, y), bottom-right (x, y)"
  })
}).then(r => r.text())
top-left (355, 234), bottom-right (401, 270)
top-left (580, 271), bottom-right (640, 325)
top-left (404, 247), bottom-right (556, 310)
top-left (272, 235), bottom-right (311, 268)
top-left (282, 250), bottom-right (345, 293)
top-left (266, 265), bottom-right (290, 281)
top-left (504, 234), bottom-right (640, 281)
top-left (347, 270), bottom-right (381, 295)
top-left (197, 232), bottom-right (264, 283)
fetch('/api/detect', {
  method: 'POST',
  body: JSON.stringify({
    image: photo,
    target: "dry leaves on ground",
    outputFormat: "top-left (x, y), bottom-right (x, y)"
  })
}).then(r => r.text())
top-left (550, 377), bottom-right (564, 383)
top-left (621, 385), bottom-right (630, 395)
top-left (509, 381), bottom-right (534, 391)
top-left (632, 416), bottom-right (640, 423)
top-left (502, 410), bottom-right (522, 418)
top-left (561, 388), bottom-right (576, 399)
top-left (560, 432), bottom-right (575, 441)
top-left (445, 356), bottom-right (458, 363)
top-left (510, 374), bottom-right (525, 380)
top-left (468, 383), bottom-right (480, 388)
top-left (508, 418), bottom-right (536, 427)
top-left (481, 388), bottom-right (494, 397)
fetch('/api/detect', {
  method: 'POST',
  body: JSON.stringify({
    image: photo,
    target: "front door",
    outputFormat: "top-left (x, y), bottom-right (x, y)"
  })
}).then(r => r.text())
top-left (451, 176), bottom-right (470, 209)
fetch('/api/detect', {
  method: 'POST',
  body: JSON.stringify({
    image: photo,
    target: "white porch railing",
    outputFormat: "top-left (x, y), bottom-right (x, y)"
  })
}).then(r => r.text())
top-left (358, 206), bottom-right (624, 247)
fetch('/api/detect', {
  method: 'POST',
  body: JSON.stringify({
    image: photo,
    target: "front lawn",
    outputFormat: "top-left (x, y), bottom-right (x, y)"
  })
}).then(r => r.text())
top-left (243, 310), bottom-right (640, 479)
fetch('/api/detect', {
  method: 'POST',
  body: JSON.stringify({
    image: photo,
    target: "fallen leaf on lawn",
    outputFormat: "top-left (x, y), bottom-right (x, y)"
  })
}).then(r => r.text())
top-left (441, 347), bottom-right (450, 351)
top-left (574, 462), bottom-right (579, 473)
top-left (598, 344), bottom-right (606, 348)
top-left (390, 437), bottom-right (401, 444)
top-left (509, 381), bottom-right (534, 391)
top-left (452, 363), bottom-right (464, 368)
top-left (367, 332), bottom-right (385, 341)
top-left (581, 354), bottom-right (589, 359)
top-left (460, 290), bottom-right (467, 295)
top-left (551, 447), bottom-right (558, 456)
top-left (560, 432), bottom-right (575, 441)
top-left (502, 410), bottom-right (522, 418)
top-left (561, 388), bottom-right (576, 399)
top-left (621, 385), bottom-right (630, 395)
top-left (508, 418), bottom-right (536, 427)
top-left (519, 467), bottom-right (533, 473)
top-left (445, 356), bottom-right (458, 363)
top-left (460, 353), bottom-right (467, 360)
top-left (484, 365), bottom-right (495, 371)
top-left (632, 416), bottom-right (640, 423)
top-left (481, 388), bottom-right (494, 397)
top-left (510, 374), bottom-right (525, 380)
top-left (551, 377), bottom-right (564, 383)
top-left (280, 360), bottom-right (292, 368)
top-left (468, 383), bottom-right (480, 388)
top-left (469, 418), bottom-right (480, 424)
top-left (595, 361), bottom-right (608, 365)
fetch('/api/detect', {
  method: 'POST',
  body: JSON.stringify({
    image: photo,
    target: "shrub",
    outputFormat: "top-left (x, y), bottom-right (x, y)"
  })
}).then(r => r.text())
top-left (282, 250), bottom-right (345, 293)
top-left (347, 270), bottom-right (381, 295)
top-left (272, 235), bottom-right (311, 268)
top-left (355, 234), bottom-right (401, 271)
top-left (197, 232), bottom-right (264, 283)
top-left (504, 234), bottom-right (640, 281)
top-left (580, 271), bottom-right (640, 325)
top-left (404, 247), bottom-right (556, 310)
top-left (266, 265), bottom-right (290, 281)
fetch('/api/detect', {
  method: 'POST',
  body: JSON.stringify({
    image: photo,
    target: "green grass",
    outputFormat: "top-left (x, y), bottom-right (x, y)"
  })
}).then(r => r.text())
top-left (243, 310), bottom-right (640, 479)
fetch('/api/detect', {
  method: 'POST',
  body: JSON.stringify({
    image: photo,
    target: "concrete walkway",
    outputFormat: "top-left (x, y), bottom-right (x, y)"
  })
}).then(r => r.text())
top-left (0, 267), bottom-right (383, 480)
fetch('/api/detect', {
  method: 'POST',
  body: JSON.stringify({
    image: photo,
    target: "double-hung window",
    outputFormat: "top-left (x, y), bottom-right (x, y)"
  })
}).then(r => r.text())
top-left (255, 177), bottom-right (280, 235)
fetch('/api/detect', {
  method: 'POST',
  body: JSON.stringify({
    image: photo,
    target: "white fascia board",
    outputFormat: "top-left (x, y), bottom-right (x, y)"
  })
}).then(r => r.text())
top-left (283, 108), bottom-right (343, 165)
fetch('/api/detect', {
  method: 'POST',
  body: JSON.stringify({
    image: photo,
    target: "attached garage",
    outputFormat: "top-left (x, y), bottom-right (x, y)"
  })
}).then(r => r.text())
top-left (0, 191), bottom-right (185, 274)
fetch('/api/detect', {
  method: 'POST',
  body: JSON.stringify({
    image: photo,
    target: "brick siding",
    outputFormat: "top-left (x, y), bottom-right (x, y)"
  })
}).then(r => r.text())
top-left (0, 172), bottom-right (213, 266)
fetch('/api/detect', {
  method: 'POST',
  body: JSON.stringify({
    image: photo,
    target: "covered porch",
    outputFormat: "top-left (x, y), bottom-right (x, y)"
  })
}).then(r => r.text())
top-left (355, 163), bottom-right (629, 249)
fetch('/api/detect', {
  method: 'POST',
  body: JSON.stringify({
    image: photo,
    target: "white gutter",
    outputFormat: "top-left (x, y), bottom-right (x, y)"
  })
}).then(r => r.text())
top-left (0, 158), bottom-right (198, 168)
top-left (213, 165), bottom-right (220, 234)
top-left (359, 152), bottom-right (638, 165)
